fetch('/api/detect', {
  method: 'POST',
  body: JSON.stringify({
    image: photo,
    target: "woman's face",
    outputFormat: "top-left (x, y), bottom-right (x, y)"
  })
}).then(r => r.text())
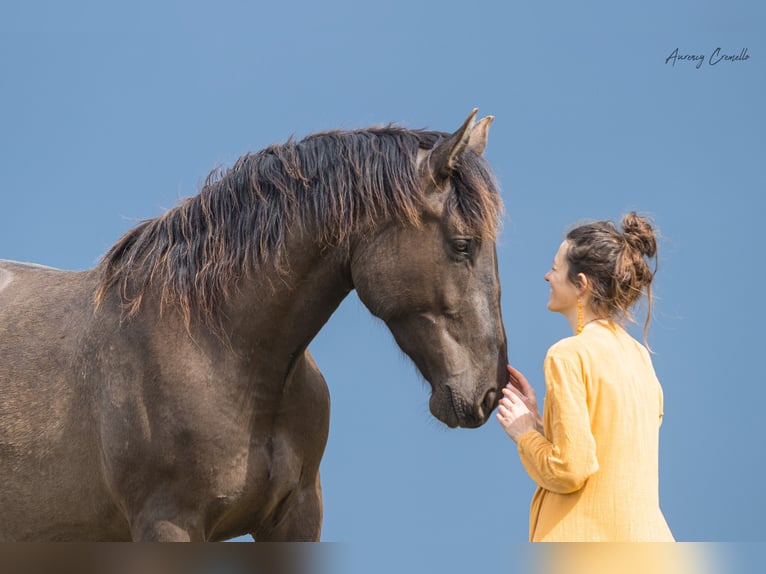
top-left (544, 241), bottom-right (580, 314)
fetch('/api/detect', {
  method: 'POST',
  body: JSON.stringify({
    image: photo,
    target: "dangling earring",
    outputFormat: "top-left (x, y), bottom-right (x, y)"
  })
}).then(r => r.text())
top-left (576, 299), bottom-right (584, 335)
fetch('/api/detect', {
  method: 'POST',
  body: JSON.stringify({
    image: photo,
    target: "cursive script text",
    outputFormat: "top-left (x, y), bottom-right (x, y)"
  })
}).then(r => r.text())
top-left (665, 47), bottom-right (750, 69)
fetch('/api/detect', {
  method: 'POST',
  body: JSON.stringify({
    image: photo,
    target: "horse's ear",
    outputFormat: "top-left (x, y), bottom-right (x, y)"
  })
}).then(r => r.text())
top-left (428, 110), bottom-right (493, 182)
top-left (428, 108), bottom-right (478, 181)
top-left (467, 115), bottom-right (493, 155)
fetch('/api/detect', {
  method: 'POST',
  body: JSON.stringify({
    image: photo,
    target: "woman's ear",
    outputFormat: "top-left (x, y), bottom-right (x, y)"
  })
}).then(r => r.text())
top-left (576, 273), bottom-right (590, 296)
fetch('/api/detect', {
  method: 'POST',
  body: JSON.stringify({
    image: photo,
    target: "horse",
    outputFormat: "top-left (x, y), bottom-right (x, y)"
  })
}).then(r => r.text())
top-left (0, 110), bottom-right (507, 541)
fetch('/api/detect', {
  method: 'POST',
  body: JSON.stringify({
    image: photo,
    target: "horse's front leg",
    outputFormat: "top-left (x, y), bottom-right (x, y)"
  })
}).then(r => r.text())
top-left (252, 472), bottom-right (324, 542)
top-left (129, 495), bottom-right (206, 541)
top-left (132, 519), bottom-right (198, 541)
top-left (251, 351), bottom-right (328, 542)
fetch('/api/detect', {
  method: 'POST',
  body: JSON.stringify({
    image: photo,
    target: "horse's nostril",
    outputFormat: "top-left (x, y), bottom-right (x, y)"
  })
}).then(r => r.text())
top-left (449, 387), bottom-right (497, 427)
top-left (483, 389), bottom-right (498, 414)
top-left (474, 389), bottom-right (497, 424)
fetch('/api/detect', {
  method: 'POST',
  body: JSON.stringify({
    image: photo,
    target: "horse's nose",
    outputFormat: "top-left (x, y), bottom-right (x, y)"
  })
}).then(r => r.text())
top-left (481, 388), bottom-right (499, 419)
top-left (457, 388), bottom-right (497, 428)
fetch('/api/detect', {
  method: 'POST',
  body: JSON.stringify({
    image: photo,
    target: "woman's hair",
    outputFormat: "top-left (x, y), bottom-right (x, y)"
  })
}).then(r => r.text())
top-left (565, 212), bottom-right (658, 339)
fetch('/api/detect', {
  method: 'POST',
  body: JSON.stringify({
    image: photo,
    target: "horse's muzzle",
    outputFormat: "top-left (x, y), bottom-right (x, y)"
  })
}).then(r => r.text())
top-left (431, 384), bottom-right (499, 429)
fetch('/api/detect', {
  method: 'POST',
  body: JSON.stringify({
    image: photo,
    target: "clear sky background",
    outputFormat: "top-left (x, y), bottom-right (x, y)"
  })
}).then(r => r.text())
top-left (1, 0), bottom-right (764, 568)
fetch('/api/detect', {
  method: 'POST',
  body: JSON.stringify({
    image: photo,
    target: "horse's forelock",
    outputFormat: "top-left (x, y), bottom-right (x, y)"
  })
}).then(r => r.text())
top-left (447, 151), bottom-right (504, 241)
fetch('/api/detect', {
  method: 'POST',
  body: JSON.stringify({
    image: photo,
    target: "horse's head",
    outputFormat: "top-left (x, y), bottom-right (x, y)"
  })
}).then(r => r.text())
top-left (351, 110), bottom-right (507, 428)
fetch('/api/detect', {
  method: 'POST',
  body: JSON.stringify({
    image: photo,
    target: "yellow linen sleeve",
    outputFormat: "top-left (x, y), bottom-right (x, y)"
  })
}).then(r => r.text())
top-left (517, 352), bottom-right (599, 494)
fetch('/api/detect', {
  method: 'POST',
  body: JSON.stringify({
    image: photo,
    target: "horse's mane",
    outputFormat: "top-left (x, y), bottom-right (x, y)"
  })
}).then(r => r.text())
top-left (95, 126), bottom-right (502, 327)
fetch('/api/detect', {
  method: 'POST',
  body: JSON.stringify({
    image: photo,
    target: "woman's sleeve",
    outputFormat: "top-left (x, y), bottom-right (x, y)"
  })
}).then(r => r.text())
top-left (516, 351), bottom-right (599, 494)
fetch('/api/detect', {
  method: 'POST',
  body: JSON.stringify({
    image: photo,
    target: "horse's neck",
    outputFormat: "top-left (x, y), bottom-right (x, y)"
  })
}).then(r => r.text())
top-left (224, 232), bottom-right (353, 363)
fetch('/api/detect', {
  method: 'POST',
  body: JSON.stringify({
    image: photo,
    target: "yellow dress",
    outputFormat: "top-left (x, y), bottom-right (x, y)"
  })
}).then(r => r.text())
top-left (517, 321), bottom-right (674, 541)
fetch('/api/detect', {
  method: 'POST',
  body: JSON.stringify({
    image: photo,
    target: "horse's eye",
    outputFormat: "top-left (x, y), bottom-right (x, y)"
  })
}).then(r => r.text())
top-left (452, 238), bottom-right (471, 255)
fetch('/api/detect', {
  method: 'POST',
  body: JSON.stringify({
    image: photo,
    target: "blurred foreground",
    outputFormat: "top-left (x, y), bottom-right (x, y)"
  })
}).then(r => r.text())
top-left (0, 542), bottom-right (758, 574)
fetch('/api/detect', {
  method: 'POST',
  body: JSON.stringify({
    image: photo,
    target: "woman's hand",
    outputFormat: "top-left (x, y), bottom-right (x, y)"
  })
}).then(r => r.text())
top-left (506, 365), bottom-right (542, 431)
top-left (496, 365), bottom-right (543, 441)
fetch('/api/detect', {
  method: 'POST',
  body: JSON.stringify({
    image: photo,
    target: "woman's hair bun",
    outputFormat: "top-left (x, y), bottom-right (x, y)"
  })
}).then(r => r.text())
top-left (621, 212), bottom-right (657, 259)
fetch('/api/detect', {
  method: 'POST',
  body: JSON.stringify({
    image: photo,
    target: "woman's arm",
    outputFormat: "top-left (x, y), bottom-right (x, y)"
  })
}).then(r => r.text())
top-left (516, 353), bottom-right (599, 494)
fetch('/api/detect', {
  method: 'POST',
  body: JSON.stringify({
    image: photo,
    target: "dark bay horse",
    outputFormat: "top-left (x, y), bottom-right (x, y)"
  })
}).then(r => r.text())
top-left (0, 110), bottom-right (507, 541)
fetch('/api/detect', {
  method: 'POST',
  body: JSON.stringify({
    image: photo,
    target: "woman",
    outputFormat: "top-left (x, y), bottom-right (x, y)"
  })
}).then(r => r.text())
top-left (497, 212), bottom-right (674, 542)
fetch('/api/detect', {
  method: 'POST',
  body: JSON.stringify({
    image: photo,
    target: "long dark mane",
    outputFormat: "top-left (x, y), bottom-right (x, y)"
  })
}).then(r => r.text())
top-left (95, 126), bottom-right (502, 327)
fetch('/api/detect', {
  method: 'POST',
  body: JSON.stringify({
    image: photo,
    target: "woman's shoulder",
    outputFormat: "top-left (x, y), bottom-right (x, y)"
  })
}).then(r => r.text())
top-left (545, 322), bottom-right (632, 362)
top-left (543, 337), bottom-right (589, 388)
top-left (545, 334), bottom-right (585, 362)
top-left (607, 322), bottom-right (653, 359)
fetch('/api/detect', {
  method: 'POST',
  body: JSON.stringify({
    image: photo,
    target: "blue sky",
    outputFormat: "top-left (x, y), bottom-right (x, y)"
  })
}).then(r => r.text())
top-left (1, 0), bottom-right (764, 567)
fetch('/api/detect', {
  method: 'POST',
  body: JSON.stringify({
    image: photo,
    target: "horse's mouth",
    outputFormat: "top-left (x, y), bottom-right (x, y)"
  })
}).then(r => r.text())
top-left (431, 385), bottom-right (490, 429)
